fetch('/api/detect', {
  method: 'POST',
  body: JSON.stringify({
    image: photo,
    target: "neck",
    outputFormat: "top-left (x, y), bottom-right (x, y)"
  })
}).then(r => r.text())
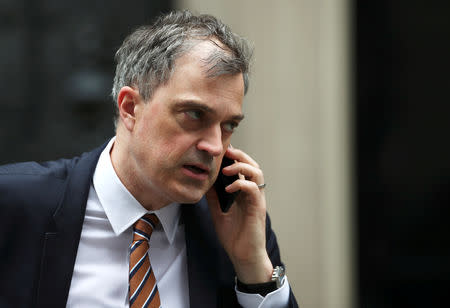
top-left (110, 132), bottom-right (171, 211)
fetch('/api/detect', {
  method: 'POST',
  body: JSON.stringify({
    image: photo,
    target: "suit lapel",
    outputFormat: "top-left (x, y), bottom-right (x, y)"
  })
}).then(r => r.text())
top-left (35, 144), bottom-right (106, 308)
top-left (182, 199), bottom-right (239, 308)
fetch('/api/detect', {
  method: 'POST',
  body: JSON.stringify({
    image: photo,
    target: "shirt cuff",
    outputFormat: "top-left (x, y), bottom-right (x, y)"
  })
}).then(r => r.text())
top-left (235, 276), bottom-right (290, 308)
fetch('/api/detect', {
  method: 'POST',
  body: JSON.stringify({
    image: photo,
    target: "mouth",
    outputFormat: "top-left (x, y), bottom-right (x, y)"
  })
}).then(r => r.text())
top-left (181, 163), bottom-right (211, 181)
top-left (183, 164), bottom-right (209, 175)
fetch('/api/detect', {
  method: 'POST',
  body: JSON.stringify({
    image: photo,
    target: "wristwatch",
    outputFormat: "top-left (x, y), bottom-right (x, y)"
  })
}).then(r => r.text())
top-left (236, 265), bottom-right (286, 296)
top-left (271, 265), bottom-right (286, 288)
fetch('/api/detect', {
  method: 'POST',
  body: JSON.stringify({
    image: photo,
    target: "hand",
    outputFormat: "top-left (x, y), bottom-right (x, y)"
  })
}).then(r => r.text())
top-left (206, 146), bottom-right (273, 284)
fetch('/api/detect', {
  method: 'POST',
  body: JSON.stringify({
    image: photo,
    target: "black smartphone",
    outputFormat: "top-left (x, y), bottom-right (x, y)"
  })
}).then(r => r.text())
top-left (214, 156), bottom-right (240, 212)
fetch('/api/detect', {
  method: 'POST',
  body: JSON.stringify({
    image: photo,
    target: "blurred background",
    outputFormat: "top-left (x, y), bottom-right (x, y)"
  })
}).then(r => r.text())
top-left (1, 0), bottom-right (450, 307)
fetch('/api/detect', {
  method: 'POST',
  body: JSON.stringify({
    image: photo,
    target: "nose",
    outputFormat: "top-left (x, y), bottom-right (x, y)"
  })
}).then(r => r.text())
top-left (196, 125), bottom-right (223, 157)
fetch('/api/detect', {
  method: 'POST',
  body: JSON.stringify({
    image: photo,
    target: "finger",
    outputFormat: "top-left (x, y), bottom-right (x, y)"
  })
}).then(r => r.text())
top-left (206, 188), bottom-right (222, 217)
top-left (225, 147), bottom-right (260, 168)
top-left (222, 162), bottom-right (264, 183)
top-left (225, 178), bottom-right (263, 195)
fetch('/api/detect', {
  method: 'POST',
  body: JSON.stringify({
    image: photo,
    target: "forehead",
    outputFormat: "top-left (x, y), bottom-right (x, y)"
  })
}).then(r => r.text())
top-left (157, 41), bottom-right (245, 107)
top-left (174, 39), bottom-right (230, 76)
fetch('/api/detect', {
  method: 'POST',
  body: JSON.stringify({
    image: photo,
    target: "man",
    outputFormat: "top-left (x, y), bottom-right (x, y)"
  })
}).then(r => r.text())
top-left (0, 10), bottom-right (298, 308)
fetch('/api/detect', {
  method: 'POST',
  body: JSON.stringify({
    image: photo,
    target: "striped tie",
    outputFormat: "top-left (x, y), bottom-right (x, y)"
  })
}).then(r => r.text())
top-left (129, 214), bottom-right (161, 308)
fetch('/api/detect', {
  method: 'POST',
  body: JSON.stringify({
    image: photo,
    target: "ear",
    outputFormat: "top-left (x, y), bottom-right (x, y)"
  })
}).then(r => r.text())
top-left (117, 86), bottom-right (141, 131)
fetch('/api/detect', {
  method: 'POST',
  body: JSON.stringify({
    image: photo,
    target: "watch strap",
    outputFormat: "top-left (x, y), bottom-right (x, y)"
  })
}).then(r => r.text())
top-left (236, 278), bottom-right (278, 297)
top-left (236, 265), bottom-right (285, 297)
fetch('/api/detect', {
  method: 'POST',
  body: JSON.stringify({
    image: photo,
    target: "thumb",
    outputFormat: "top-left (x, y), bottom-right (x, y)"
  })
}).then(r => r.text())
top-left (206, 188), bottom-right (222, 221)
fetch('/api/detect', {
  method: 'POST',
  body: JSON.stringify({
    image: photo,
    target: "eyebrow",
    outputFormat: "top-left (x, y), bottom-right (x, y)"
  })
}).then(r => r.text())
top-left (174, 101), bottom-right (245, 121)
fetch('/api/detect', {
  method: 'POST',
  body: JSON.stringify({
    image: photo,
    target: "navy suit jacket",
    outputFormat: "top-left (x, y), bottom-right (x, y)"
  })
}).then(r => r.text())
top-left (0, 142), bottom-right (298, 307)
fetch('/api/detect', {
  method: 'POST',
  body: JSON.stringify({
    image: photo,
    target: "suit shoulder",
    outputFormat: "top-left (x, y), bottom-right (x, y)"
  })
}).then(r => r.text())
top-left (0, 157), bottom-right (79, 180)
top-left (0, 142), bottom-right (106, 221)
top-left (0, 141), bottom-right (107, 182)
top-left (0, 157), bottom-right (80, 213)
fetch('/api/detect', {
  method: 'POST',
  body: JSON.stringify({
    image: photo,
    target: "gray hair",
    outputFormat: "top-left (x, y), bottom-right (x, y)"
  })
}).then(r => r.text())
top-left (111, 10), bottom-right (252, 120)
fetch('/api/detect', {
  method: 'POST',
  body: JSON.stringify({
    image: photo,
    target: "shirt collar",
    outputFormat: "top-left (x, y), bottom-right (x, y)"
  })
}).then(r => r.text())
top-left (92, 137), bottom-right (181, 244)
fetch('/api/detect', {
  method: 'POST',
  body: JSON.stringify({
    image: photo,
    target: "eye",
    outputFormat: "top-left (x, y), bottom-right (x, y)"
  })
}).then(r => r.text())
top-left (185, 110), bottom-right (202, 120)
top-left (223, 122), bottom-right (239, 133)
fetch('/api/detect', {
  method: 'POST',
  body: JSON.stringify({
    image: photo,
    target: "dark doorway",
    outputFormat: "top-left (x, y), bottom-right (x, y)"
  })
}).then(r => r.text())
top-left (355, 1), bottom-right (450, 307)
top-left (0, 1), bottom-right (172, 163)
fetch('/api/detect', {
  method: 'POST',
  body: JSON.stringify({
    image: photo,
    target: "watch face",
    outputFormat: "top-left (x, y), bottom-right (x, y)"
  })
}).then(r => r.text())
top-left (272, 266), bottom-right (286, 288)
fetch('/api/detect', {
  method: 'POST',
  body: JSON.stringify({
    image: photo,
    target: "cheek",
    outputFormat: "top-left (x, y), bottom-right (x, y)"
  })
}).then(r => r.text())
top-left (157, 133), bottom-right (197, 164)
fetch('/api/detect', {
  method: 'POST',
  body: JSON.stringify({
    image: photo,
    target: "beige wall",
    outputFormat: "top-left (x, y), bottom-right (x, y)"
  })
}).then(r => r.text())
top-left (176, 1), bottom-right (354, 307)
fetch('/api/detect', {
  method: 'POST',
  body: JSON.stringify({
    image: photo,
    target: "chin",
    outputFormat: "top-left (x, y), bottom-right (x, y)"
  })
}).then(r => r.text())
top-left (177, 192), bottom-right (204, 204)
top-left (174, 184), bottom-right (208, 204)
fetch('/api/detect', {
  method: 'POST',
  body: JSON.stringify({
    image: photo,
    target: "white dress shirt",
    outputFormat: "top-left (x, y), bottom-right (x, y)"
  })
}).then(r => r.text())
top-left (66, 138), bottom-right (290, 307)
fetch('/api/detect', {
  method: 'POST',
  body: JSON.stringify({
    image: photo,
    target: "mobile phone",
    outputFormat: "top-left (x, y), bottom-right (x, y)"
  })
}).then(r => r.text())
top-left (214, 156), bottom-right (240, 212)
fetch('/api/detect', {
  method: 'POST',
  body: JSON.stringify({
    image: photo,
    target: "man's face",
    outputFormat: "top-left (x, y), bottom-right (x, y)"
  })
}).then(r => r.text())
top-left (127, 42), bottom-right (245, 208)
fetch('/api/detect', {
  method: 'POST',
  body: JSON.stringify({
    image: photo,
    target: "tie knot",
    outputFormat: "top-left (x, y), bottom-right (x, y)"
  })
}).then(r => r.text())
top-left (133, 213), bottom-right (159, 242)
